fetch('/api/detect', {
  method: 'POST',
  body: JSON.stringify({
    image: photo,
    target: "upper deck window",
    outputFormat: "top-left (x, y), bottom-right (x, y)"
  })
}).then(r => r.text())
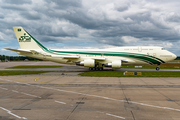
top-left (162, 48), bottom-right (166, 50)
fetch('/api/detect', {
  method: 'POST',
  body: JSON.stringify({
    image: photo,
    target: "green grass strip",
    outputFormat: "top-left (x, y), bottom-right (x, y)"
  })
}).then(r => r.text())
top-left (6, 65), bottom-right (62, 69)
top-left (79, 71), bottom-right (180, 77)
top-left (0, 71), bottom-right (53, 76)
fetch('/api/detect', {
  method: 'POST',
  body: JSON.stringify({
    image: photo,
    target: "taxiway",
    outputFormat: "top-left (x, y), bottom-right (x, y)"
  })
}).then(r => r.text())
top-left (0, 61), bottom-right (180, 120)
top-left (1, 61), bottom-right (180, 71)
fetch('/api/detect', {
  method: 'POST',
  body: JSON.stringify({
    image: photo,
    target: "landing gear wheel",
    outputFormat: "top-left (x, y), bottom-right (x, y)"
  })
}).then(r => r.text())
top-left (156, 67), bottom-right (160, 71)
top-left (96, 67), bottom-right (99, 71)
top-left (89, 67), bottom-right (103, 71)
top-left (99, 67), bottom-right (103, 71)
top-left (89, 67), bottom-right (93, 71)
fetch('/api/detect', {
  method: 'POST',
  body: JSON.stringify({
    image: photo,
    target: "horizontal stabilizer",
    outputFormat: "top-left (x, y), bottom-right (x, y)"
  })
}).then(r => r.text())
top-left (4, 48), bottom-right (32, 54)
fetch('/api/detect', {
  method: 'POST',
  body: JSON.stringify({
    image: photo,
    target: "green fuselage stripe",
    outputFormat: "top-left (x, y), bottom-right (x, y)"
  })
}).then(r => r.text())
top-left (48, 49), bottom-right (164, 65)
top-left (26, 31), bottom-right (165, 65)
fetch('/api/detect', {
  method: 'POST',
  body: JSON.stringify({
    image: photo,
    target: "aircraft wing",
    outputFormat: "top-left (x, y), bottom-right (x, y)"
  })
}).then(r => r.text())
top-left (5, 48), bottom-right (135, 65)
top-left (30, 51), bottom-right (81, 59)
top-left (92, 57), bottom-right (106, 60)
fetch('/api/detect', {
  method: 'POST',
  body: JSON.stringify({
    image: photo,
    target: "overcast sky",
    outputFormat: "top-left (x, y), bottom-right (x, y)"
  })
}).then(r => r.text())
top-left (0, 0), bottom-right (180, 56)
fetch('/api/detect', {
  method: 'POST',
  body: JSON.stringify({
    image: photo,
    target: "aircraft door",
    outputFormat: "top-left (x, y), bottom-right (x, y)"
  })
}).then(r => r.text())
top-left (138, 47), bottom-right (142, 52)
top-left (153, 53), bottom-right (156, 57)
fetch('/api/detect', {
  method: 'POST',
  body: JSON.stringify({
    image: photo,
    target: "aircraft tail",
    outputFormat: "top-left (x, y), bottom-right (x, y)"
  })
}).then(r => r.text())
top-left (13, 27), bottom-right (47, 50)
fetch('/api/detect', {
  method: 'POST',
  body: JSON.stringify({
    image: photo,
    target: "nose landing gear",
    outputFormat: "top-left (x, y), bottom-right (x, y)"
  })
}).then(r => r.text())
top-left (156, 65), bottom-right (160, 71)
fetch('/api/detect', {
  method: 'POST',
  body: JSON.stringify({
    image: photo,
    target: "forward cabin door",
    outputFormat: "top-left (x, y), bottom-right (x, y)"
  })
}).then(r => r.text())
top-left (138, 47), bottom-right (142, 52)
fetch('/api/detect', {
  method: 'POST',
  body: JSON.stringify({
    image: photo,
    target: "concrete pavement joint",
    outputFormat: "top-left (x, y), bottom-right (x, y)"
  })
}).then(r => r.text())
top-left (66, 77), bottom-right (99, 120)
top-left (34, 77), bottom-right (82, 86)
top-left (1, 77), bottom-right (180, 112)
top-left (119, 78), bottom-right (136, 120)
top-left (140, 78), bottom-right (180, 106)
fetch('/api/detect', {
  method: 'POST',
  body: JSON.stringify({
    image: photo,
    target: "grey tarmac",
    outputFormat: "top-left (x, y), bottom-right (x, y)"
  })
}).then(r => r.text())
top-left (0, 61), bottom-right (180, 120)
top-left (0, 76), bottom-right (180, 120)
top-left (1, 61), bottom-right (180, 71)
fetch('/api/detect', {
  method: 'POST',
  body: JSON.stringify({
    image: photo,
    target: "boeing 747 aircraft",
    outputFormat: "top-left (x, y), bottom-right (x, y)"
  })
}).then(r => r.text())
top-left (5, 27), bottom-right (177, 71)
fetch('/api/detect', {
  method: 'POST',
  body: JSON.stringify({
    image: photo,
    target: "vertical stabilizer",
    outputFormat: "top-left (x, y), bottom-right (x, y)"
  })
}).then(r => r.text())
top-left (13, 27), bottom-right (47, 50)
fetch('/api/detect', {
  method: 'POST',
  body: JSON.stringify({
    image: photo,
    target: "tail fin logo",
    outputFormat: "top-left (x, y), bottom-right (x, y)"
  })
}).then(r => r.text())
top-left (19, 33), bottom-right (31, 42)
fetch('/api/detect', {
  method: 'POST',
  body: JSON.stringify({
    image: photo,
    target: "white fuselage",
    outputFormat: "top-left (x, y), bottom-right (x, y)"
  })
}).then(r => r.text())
top-left (17, 46), bottom-right (177, 66)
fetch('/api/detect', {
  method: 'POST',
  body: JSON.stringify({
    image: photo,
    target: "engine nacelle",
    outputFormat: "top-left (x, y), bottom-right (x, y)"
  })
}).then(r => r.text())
top-left (104, 60), bottom-right (122, 68)
top-left (76, 59), bottom-right (95, 67)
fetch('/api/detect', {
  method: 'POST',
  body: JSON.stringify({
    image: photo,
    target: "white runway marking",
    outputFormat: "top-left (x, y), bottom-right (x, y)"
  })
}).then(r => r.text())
top-left (106, 113), bottom-right (125, 119)
top-left (11, 90), bottom-right (41, 98)
top-left (0, 87), bottom-right (8, 90)
top-left (21, 92), bottom-right (41, 98)
top-left (0, 78), bottom-right (10, 81)
top-left (12, 90), bottom-right (19, 93)
top-left (35, 86), bottom-right (180, 112)
top-left (97, 111), bottom-right (125, 119)
top-left (55, 100), bottom-right (66, 104)
top-left (0, 107), bottom-right (27, 119)
top-left (1, 77), bottom-right (180, 112)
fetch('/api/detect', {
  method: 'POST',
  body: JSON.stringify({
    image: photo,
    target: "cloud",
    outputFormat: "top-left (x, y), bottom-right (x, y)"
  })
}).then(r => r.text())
top-left (0, 34), bottom-right (4, 40)
top-left (20, 11), bottom-right (41, 20)
top-left (45, 0), bottom-right (82, 9)
top-left (1, 5), bottom-right (26, 11)
top-left (0, 0), bottom-right (180, 55)
top-left (0, 13), bottom-right (4, 19)
top-left (2, 0), bottom-right (32, 5)
top-left (166, 12), bottom-right (180, 23)
top-left (122, 36), bottom-right (140, 43)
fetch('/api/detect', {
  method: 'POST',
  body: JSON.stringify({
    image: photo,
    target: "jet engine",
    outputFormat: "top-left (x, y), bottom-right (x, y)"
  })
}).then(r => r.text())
top-left (76, 59), bottom-right (95, 67)
top-left (104, 60), bottom-right (122, 68)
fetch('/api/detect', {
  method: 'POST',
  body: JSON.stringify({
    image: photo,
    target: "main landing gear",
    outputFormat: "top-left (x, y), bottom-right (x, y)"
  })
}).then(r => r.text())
top-left (89, 67), bottom-right (103, 71)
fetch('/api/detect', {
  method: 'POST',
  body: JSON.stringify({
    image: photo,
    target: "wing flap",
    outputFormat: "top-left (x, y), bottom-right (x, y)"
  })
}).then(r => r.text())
top-left (50, 55), bottom-right (80, 59)
top-left (93, 57), bottom-right (106, 61)
top-left (30, 50), bottom-right (45, 55)
top-left (63, 56), bottom-right (80, 59)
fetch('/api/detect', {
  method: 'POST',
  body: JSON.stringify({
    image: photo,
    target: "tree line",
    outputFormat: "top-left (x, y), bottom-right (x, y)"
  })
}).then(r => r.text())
top-left (0, 55), bottom-right (42, 61)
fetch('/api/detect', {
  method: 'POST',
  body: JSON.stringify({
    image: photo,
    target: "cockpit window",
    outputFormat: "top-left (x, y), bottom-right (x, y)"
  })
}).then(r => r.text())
top-left (162, 48), bottom-right (165, 50)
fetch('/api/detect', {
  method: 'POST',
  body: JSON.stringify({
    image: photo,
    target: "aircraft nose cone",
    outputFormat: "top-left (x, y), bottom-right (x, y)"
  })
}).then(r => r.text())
top-left (172, 53), bottom-right (177, 60)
